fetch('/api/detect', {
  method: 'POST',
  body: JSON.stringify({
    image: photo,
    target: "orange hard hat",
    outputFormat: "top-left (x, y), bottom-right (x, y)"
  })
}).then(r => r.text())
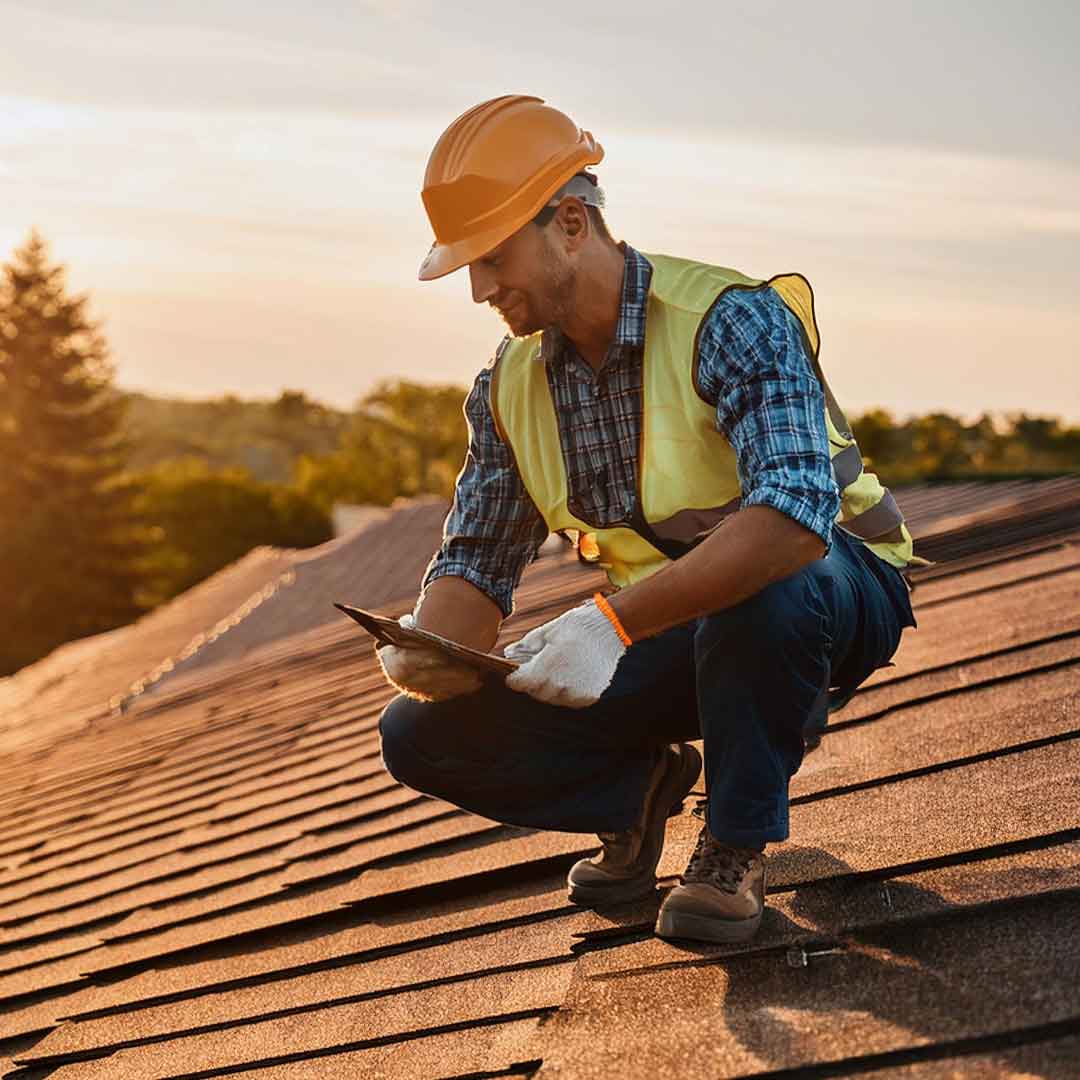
top-left (418, 95), bottom-right (604, 281)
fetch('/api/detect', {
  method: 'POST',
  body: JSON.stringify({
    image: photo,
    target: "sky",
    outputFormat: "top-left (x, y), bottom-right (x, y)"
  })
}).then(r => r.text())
top-left (1, 0), bottom-right (1078, 419)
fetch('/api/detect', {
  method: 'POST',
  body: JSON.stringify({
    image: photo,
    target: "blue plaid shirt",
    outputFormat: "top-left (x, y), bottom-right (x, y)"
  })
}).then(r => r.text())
top-left (422, 246), bottom-right (840, 616)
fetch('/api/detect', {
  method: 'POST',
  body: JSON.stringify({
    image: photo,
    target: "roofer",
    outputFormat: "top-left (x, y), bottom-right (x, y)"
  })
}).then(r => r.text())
top-left (376, 95), bottom-right (920, 943)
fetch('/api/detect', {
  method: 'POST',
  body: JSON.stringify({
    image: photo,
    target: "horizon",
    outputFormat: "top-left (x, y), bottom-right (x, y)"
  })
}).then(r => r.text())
top-left (116, 382), bottom-right (1075, 430)
top-left (2, 1), bottom-right (1078, 421)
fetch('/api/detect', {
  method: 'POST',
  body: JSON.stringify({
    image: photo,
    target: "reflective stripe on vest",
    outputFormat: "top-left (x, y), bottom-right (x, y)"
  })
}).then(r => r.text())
top-left (492, 252), bottom-right (913, 587)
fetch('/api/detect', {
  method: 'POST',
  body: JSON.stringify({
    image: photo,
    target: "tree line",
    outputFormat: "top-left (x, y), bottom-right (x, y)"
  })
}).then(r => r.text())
top-left (0, 233), bottom-right (469, 675)
top-left (1, 232), bottom-right (1076, 676)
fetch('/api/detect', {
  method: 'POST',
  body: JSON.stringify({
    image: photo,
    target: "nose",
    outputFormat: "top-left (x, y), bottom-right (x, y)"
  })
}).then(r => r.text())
top-left (469, 262), bottom-right (498, 306)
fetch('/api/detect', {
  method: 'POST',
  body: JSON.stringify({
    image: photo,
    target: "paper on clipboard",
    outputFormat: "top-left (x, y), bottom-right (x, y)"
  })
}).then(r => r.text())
top-left (333, 603), bottom-right (518, 676)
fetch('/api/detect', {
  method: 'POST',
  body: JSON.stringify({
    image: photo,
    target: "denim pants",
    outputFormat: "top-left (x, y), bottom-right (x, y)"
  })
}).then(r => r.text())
top-left (379, 530), bottom-right (916, 850)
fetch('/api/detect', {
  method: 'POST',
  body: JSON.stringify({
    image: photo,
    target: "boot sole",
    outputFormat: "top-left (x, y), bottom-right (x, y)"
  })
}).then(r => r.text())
top-left (567, 744), bottom-right (703, 907)
top-left (655, 906), bottom-right (762, 944)
top-left (567, 873), bottom-right (659, 906)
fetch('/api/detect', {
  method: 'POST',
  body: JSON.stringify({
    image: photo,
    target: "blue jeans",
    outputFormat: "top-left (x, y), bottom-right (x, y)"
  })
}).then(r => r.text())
top-left (379, 530), bottom-right (915, 850)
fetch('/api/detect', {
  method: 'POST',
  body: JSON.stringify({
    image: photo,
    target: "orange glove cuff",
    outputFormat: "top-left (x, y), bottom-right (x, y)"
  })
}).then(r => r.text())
top-left (593, 593), bottom-right (632, 647)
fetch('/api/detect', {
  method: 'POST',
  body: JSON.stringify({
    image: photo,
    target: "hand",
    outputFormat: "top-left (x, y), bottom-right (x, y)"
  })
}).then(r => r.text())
top-left (377, 615), bottom-right (484, 702)
top-left (504, 600), bottom-right (627, 708)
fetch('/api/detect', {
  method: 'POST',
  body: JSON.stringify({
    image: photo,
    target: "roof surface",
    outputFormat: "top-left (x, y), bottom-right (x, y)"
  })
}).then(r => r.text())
top-left (1, 481), bottom-right (1078, 1078)
top-left (0, 499), bottom-right (449, 755)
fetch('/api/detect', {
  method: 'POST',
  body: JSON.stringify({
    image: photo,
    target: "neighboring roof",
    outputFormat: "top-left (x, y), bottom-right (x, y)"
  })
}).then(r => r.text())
top-left (0, 499), bottom-right (447, 756)
top-left (0, 544), bottom-right (295, 756)
top-left (147, 497), bottom-right (451, 689)
top-left (899, 476), bottom-right (1080, 565)
top-left (886, 476), bottom-right (1080, 537)
top-left (0, 481), bottom-right (1077, 1078)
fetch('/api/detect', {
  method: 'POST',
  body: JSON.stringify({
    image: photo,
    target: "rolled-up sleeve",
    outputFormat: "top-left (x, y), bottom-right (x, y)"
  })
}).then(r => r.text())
top-left (420, 364), bottom-right (548, 617)
top-left (695, 286), bottom-right (840, 550)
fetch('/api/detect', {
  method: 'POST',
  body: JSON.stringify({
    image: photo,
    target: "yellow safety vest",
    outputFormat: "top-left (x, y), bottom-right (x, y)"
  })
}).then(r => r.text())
top-left (491, 252), bottom-right (920, 589)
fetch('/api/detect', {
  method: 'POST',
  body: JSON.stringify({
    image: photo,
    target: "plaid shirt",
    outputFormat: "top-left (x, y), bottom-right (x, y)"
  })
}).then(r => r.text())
top-left (422, 245), bottom-right (840, 616)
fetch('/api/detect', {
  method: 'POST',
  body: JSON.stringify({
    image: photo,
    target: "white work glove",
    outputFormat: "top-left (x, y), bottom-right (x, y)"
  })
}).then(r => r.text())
top-left (504, 600), bottom-right (627, 708)
top-left (376, 614), bottom-right (484, 702)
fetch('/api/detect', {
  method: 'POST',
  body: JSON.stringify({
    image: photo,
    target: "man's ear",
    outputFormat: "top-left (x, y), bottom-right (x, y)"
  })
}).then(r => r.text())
top-left (556, 197), bottom-right (589, 253)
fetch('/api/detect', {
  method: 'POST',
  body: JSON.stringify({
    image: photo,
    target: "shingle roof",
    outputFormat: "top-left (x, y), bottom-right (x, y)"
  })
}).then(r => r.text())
top-left (154, 498), bottom-right (453, 687)
top-left (0, 545), bottom-right (295, 756)
top-left (0, 499), bottom-right (449, 758)
top-left (1, 480), bottom-right (1078, 1079)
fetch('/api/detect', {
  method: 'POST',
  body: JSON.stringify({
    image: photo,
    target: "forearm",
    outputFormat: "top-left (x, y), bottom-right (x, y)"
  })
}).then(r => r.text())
top-left (609, 505), bottom-right (826, 642)
top-left (414, 574), bottom-right (503, 652)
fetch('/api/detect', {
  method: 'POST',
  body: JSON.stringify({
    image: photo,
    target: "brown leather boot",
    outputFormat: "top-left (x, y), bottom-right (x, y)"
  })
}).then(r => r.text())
top-left (567, 743), bottom-right (702, 906)
top-left (655, 823), bottom-right (765, 943)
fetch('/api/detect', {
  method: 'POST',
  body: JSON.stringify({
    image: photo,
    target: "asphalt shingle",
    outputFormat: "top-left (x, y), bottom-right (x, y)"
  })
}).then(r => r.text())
top-left (2, 482), bottom-right (1078, 1079)
top-left (532, 894), bottom-right (1080, 1079)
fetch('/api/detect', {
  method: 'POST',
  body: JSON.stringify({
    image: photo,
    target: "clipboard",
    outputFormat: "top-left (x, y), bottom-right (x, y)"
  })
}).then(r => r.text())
top-left (334, 603), bottom-right (518, 677)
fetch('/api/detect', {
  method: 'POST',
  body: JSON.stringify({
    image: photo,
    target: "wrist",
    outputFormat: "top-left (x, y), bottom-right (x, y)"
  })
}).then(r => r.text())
top-left (593, 593), bottom-right (632, 647)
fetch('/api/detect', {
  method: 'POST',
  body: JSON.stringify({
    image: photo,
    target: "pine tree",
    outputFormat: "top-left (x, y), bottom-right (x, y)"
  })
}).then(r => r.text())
top-left (0, 231), bottom-right (145, 675)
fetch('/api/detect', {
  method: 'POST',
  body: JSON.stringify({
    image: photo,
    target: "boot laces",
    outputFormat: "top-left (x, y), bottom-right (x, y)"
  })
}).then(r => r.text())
top-left (683, 827), bottom-right (754, 894)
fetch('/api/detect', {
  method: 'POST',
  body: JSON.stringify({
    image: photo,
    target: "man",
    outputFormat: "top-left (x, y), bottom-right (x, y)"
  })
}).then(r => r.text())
top-left (377, 95), bottom-right (919, 943)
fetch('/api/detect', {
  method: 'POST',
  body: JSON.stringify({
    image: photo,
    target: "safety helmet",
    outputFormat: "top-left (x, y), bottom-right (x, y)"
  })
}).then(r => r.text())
top-left (418, 95), bottom-right (604, 281)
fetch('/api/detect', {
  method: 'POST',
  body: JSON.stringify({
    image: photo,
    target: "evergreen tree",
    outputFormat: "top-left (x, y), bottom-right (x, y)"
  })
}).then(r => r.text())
top-left (0, 231), bottom-right (144, 675)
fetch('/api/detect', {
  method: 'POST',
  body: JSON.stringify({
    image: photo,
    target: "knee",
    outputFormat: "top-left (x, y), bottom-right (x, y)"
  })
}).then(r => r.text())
top-left (698, 565), bottom-right (825, 658)
top-left (378, 694), bottom-right (432, 789)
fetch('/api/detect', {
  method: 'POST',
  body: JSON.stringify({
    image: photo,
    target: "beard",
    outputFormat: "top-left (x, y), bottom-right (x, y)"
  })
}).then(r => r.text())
top-left (538, 232), bottom-right (577, 332)
top-left (503, 233), bottom-right (577, 338)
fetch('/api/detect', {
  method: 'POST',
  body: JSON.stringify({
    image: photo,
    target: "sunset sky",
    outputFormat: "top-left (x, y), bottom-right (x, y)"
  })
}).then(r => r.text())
top-left (1, 0), bottom-right (1077, 418)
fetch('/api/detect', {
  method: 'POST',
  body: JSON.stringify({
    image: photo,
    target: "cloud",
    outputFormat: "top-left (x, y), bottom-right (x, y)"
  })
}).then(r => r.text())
top-left (2, 1), bottom-right (1077, 416)
top-left (4, 1), bottom-right (1078, 161)
top-left (0, 2), bottom-right (435, 112)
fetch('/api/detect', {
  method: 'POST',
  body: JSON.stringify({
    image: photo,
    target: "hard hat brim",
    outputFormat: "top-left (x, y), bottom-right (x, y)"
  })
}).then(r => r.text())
top-left (417, 221), bottom-right (514, 282)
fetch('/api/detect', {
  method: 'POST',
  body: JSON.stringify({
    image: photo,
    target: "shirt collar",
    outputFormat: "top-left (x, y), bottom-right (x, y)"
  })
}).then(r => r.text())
top-left (541, 243), bottom-right (652, 363)
top-left (614, 244), bottom-right (651, 349)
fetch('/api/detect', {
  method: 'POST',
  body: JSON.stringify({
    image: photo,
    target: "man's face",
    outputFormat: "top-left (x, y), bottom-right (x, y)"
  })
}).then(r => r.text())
top-left (468, 216), bottom-right (576, 338)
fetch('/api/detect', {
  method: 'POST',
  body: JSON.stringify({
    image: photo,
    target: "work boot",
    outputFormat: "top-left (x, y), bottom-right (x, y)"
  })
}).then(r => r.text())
top-left (655, 823), bottom-right (765, 943)
top-left (567, 742), bottom-right (702, 906)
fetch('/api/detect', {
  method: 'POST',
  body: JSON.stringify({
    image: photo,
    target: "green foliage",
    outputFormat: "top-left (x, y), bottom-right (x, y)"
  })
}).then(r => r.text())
top-left (363, 381), bottom-right (469, 496)
top-left (293, 430), bottom-right (412, 510)
top-left (116, 380), bottom-right (470, 515)
top-left (851, 410), bottom-right (1080, 485)
top-left (294, 380), bottom-right (468, 511)
top-left (120, 385), bottom-right (1079, 501)
top-left (0, 231), bottom-right (147, 676)
top-left (124, 389), bottom-right (348, 483)
top-left (135, 459), bottom-right (332, 606)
